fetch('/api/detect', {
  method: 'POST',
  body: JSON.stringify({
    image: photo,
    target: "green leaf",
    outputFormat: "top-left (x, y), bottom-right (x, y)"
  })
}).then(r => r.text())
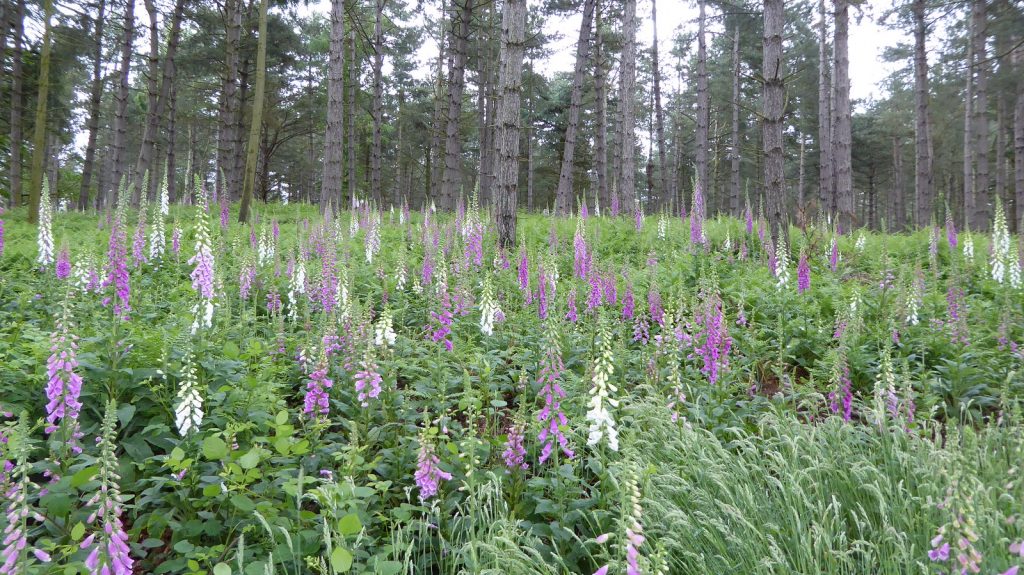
top-left (70, 522), bottom-right (86, 541)
top-left (238, 449), bottom-right (260, 470)
top-left (372, 560), bottom-right (402, 575)
top-left (337, 513), bottom-right (362, 536)
top-left (202, 436), bottom-right (228, 461)
top-left (117, 404), bottom-right (136, 428)
top-left (275, 410), bottom-right (289, 425)
top-left (70, 466), bottom-right (98, 488)
top-left (230, 494), bottom-right (255, 512)
top-left (223, 341), bottom-right (240, 359)
top-left (203, 484), bottom-right (222, 497)
top-left (330, 547), bottom-right (353, 572)
top-left (213, 563), bottom-right (232, 575)
top-left (170, 447), bottom-right (186, 463)
top-left (173, 540), bottom-right (195, 553)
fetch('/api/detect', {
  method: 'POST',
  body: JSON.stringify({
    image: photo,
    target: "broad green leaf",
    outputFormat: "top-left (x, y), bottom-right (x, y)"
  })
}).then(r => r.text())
top-left (330, 547), bottom-right (352, 572)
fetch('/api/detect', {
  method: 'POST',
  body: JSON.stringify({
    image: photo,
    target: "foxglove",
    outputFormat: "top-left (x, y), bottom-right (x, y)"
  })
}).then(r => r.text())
top-left (82, 401), bottom-right (134, 575)
top-left (478, 276), bottom-right (502, 336)
top-left (585, 321), bottom-right (619, 451)
top-left (414, 430), bottom-right (452, 501)
top-left (44, 302), bottom-right (83, 448)
top-left (536, 318), bottom-right (573, 463)
top-left (174, 350), bottom-right (204, 436)
top-left (36, 181), bottom-right (54, 269)
top-left (501, 420), bottom-right (528, 472)
top-left (188, 210), bottom-right (217, 333)
top-left (374, 308), bottom-right (396, 347)
top-left (354, 353), bottom-right (383, 407)
top-left (992, 199), bottom-right (1012, 284)
top-left (303, 353), bottom-right (333, 419)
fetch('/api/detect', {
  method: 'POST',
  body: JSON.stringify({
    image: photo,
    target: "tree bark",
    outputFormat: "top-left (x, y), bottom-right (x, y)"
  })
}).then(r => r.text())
top-left (970, 0), bottom-right (989, 229)
top-left (762, 0), bottom-right (785, 243)
top-left (371, 0), bottom-right (386, 207)
top-left (134, 0), bottom-right (161, 203)
top-left (347, 16), bottom-right (358, 207)
top-left (78, 0), bottom-right (107, 211)
top-left (912, 0), bottom-right (932, 227)
top-left (238, 0), bottom-right (268, 223)
top-left (730, 24), bottom-right (741, 216)
top-left (217, 0), bottom-right (242, 202)
top-left (817, 0), bottom-right (833, 218)
top-left (109, 0), bottom-right (136, 209)
top-left (618, 0), bottom-right (637, 214)
top-left (440, 0), bottom-right (474, 211)
top-left (167, 76), bottom-right (178, 206)
top-left (321, 0), bottom-right (345, 211)
top-left (8, 0), bottom-right (25, 208)
top-left (832, 0), bottom-right (853, 232)
top-left (27, 0), bottom-right (54, 224)
top-left (554, 0), bottom-right (595, 215)
top-left (494, 0), bottom-right (526, 249)
top-left (650, 0), bottom-right (668, 210)
top-left (428, 0), bottom-right (447, 206)
top-left (594, 1), bottom-right (609, 214)
top-left (695, 0), bottom-right (709, 215)
top-left (963, 10), bottom-right (975, 230)
top-left (1015, 40), bottom-right (1024, 230)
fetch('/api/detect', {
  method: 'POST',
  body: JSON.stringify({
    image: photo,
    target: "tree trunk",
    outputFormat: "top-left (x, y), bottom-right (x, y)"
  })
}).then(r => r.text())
top-left (817, 0), bottom-right (833, 218)
top-left (217, 0), bottom-right (242, 202)
top-left (27, 0), bottom-right (53, 224)
top-left (730, 24), bottom-right (741, 216)
top-left (618, 0), bottom-right (637, 214)
top-left (797, 135), bottom-right (806, 216)
top-left (832, 0), bottom-right (853, 232)
top-left (109, 0), bottom-right (136, 209)
top-left (347, 17), bottom-right (358, 207)
top-left (167, 76), bottom-right (178, 205)
top-left (371, 0), bottom-right (386, 207)
top-left (594, 1), bottom-right (609, 214)
top-left (134, 0), bottom-right (161, 203)
top-left (970, 0), bottom-right (989, 229)
top-left (963, 12), bottom-right (975, 230)
top-left (477, 3), bottom-right (497, 205)
top-left (650, 0), bottom-right (668, 210)
top-left (238, 0), bottom-right (268, 223)
top-left (1015, 41), bottom-right (1024, 230)
top-left (78, 0), bottom-right (106, 211)
top-left (8, 0), bottom-right (25, 208)
top-left (527, 61), bottom-right (535, 212)
top-left (554, 0), bottom-right (595, 215)
top-left (440, 0), bottom-right (474, 211)
top-left (428, 0), bottom-right (447, 206)
top-left (695, 0), bottom-right (709, 214)
top-left (494, 0), bottom-right (526, 249)
top-left (321, 0), bottom-right (345, 211)
top-left (912, 0), bottom-right (933, 228)
top-left (996, 94), bottom-right (1007, 217)
top-left (762, 0), bottom-right (785, 243)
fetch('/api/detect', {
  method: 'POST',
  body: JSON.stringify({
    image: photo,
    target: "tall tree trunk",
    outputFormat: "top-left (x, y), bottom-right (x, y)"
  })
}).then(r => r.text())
top-left (167, 77), bottom-right (178, 205)
top-left (136, 0), bottom-right (187, 204)
top-left (135, 0), bottom-right (161, 203)
top-left (370, 0), bottom-right (386, 207)
top-left (109, 0), bottom-right (136, 209)
top-left (651, 0), bottom-right (668, 209)
top-left (618, 0), bottom-right (637, 214)
top-left (970, 0), bottom-right (989, 229)
top-left (832, 0), bottom-right (853, 232)
top-left (996, 94), bottom-right (1007, 218)
top-left (1015, 41), bottom-right (1024, 230)
top-left (321, 0), bottom-right (345, 211)
top-left (428, 0), bottom-right (447, 206)
top-left (527, 60), bottom-right (535, 212)
top-left (237, 0), bottom-right (268, 223)
top-left (695, 0), bottom-right (709, 214)
top-left (8, 0), bottom-right (25, 208)
top-left (912, 0), bottom-right (933, 227)
top-left (897, 136), bottom-right (905, 230)
top-left (817, 0), bottom-right (833, 218)
top-left (554, 0), bottom-right (595, 215)
top-left (797, 136), bottom-right (806, 217)
top-left (476, 2), bottom-right (497, 205)
top-left (440, 0), bottom-right (474, 211)
top-left (347, 17), bottom-right (358, 207)
top-left (27, 0), bottom-right (54, 224)
top-left (494, 0), bottom-right (526, 249)
top-left (762, 0), bottom-right (785, 243)
top-left (963, 11), bottom-right (975, 230)
top-left (217, 0), bottom-right (241, 202)
top-left (594, 1), bottom-right (609, 214)
top-left (79, 0), bottom-right (106, 211)
top-left (730, 24), bottom-right (741, 216)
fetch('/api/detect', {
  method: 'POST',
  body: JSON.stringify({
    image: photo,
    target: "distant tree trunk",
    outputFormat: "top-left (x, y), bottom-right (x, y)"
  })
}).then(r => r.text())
top-left (109, 0), bottom-right (135, 209)
top-left (797, 135), bottom-right (806, 213)
top-left (78, 0), bottom-right (106, 211)
top-left (912, 0), bottom-right (932, 228)
top-left (832, 0), bottom-right (853, 232)
top-left (594, 1), bottom-right (609, 214)
top-left (321, 0), bottom-right (345, 211)
top-left (429, 0), bottom-right (448, 206)
top-left (970, 0), bottom-right (989, 229)
top-left (527, 61), bottom-right (535, 212)
top-left (893, 136), bottom-right (905, 231)
top-left (963, 12), bottom-right (975, 229)
top-left (27, 0), bottom-right (53, 224)
top-left (136, 0), bottom-right (186, 203)
top-left (8, 0), bottom-right (25, 208)
top-left (370, 0), bottom-right (386, 207)
top-left (347, 17), bottom-right (358, 207)
top-left (1015, 42), bottom-right (1024, 229)
top-left (618, 0), bottom-right (637, 214)
top-left (695, 0), bottom-right (709, 214)
top-left (477, 3), bottom-right (497, 205)
top-left (555, 0), bottom-right (595, 215)
top-left (762, 0), bottom-right (785, 243)
top-left (729, 24), bottom-right (741, 216)
top-left (440, 0), bottom-right (474, 211)
top-left (650, 0), bottom-right (668, 209)
top-left (237, 0), bottom-right (268, 223)
top-left (996, 94), bottom-right (1007, 217)
top-left (817, 0), bottom-right (833, 218)
top-left (392, 89), bottom-right (405, 205)
top-left (217, 0), bottom-right (242, 202)
top-left (167, 77), bottom-right (178, 205)
top-left (494, 0), bottom-right (526, 249)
